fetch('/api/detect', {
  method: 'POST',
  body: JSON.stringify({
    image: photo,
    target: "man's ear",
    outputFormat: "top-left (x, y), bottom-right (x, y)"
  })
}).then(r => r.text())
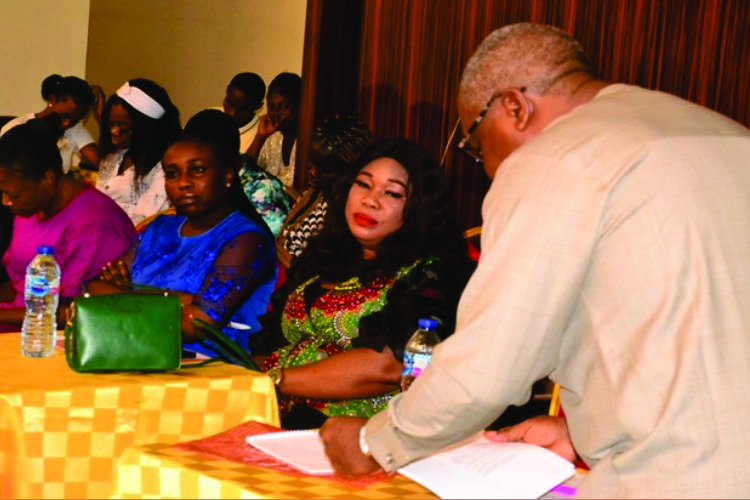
top-left (499, 89), bottom-right (534, 131)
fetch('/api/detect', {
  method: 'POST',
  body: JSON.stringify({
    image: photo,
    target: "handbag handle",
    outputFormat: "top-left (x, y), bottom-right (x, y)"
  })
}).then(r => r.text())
top-left (64, 301), bottom-right (78, 371)
top-left (191, 318), bottom-right (261, 371)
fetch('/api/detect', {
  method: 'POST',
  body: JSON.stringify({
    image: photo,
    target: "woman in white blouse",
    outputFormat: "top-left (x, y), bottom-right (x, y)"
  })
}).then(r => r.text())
top-left (0, 74), bottom-right (100, 173)
top-left (96, 79), bottom-right (181, 224)
top-left (247, 73), bottom-right (301, 188)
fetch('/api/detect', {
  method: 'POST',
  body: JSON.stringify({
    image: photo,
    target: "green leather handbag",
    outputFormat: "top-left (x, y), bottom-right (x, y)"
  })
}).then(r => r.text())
top-left (65, 293), bottom-right (182, 372)
top-left (64, 293), bottom-right (261, 373)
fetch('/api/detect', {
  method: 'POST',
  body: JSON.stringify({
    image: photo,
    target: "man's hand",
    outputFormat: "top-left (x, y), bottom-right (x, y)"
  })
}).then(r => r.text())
top-left (320, 417), bottom-right (383, 477)
top-left (485, 415), bottom-right (577, 462)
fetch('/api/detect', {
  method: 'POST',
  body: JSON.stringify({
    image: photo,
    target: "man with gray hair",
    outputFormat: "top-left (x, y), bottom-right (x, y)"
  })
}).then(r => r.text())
top-left (321, 22), bottom-right (750, 497)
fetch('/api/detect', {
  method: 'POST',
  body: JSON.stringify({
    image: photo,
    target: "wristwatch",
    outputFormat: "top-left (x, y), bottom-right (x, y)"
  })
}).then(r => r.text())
top-left (267, 366), bottom-right (284, 387)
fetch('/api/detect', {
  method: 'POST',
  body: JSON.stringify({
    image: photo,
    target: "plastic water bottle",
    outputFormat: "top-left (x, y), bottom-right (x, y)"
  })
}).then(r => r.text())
top-left (21, 246), bottom-right (61, 358)
top-left (401, 318), bottom-right (441, 391)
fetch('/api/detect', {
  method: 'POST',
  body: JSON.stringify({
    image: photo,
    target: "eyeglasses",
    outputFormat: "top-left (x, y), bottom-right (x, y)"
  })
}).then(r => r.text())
top-left (442, 87), bottom-right (526, 166)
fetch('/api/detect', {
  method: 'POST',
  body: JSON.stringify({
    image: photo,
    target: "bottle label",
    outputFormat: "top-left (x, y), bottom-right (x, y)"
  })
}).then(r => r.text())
top-left (402, 352), bottom-right (433, 379)
top-left (26, 276), bottom-right (50, 297)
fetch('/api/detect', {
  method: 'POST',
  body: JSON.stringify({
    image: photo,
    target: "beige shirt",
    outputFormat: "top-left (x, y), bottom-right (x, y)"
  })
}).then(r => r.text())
top-left (366, 84), bottom-right (750, 497)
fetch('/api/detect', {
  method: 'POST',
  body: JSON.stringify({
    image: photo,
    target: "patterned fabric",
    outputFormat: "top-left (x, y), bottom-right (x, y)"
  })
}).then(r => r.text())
top-left (276, 188), bottom-right (327, 266)
top-left (257, 132), bottom-right (296, 187)
top-left (264, 262), bottom-right (423, 419)
top-left (0, 187), bottom-right (134, 307)
top-left (130, 211), bottom-right (277, 358)
top-left (238, 160), bottom-right (293, 236)
top-left (0, 332), bottom-right (279, 500)
top-left (111, 439), bottom-right (436, 499)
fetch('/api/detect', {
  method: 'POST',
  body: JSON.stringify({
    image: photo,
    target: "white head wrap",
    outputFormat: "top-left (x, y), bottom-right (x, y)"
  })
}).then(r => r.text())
top-left (116, 82), bottom-right (166, 119)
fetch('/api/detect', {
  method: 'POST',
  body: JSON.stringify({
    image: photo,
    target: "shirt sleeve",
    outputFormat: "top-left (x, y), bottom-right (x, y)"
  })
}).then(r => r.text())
top-left (192, 229), bottom-right (276, 325)
top-left (365, 157), bottom-right (604, 471)
top-left (56, 203), bottom-right (136, 301)
top-left (65, 123), bottom-right (96, 149)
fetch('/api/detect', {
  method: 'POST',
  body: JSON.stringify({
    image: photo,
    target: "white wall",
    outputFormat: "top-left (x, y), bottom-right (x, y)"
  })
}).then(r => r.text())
top-left (86, 0), bottom-right (308, 126)
top-left (0, 0), bottom-right (91, 116)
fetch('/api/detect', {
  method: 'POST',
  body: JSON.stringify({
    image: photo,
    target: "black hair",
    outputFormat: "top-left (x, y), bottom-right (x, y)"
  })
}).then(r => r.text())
top-left (291, 139), bottom-right (468, 284)
top-left (0, 117), bottom-right (64, 180)
top-left (39, 74), bottom-right (95, 111)
top-left (40, 75), bottom-right (95, 110)
top-left (308, 116), bottom-right (374, 195)
top-left (99, 78), bottom-right (181, 181)
top-left (228, 73), bottom-right (266, 107)
top-left (179, 110), bottom-right (273, 237)
top-left (41, 74), bottom-right (63, 102)
top-left (58, 76), bottom-right (96, 109)
top-left (267, 72), bottom-right (302, 107)
top-left (185, 109), bottom-right (240, 158)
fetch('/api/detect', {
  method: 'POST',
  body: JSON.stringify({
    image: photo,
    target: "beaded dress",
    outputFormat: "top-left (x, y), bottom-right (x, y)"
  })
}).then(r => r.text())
top-left (257, 132), bottom-right (296, 187)
top-left (262, 257), bottom-right (462, 422)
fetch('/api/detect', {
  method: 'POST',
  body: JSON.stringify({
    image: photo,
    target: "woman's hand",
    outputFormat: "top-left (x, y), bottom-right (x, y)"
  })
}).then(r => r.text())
top-left (247, 114), bottom-right (277, 160)
top-left (257, 114), bottom-right (278, 138)
top-left (99, 260), bottom-right (132, 289)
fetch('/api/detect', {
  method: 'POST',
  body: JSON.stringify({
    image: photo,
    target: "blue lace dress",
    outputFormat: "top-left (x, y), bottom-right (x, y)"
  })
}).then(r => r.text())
top-left (129, 210), bottom-right (277, 357)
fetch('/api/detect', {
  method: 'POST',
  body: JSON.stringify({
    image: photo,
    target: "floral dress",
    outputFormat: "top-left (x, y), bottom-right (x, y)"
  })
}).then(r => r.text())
top-left (238, 160), bottom-right (293, 236)
top-left (262, 257), bottom-right (464, 421)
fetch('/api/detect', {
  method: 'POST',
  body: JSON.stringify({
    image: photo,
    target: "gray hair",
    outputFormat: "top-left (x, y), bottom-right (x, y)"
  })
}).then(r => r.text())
top-left (459, 23), bottom-right (595, 113)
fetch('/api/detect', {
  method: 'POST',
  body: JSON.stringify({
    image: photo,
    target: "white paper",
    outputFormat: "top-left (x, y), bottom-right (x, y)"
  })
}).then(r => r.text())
top-left (398, 436), bottom-right (575, 499)
top-left (245, 431), bottom-right (574, 498)
top-left (246, 430), bottom-right (334, 474)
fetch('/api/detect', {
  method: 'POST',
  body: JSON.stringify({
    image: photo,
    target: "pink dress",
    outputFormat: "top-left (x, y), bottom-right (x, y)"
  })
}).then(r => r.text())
top-left (1, 186), bottom-right (135, 308)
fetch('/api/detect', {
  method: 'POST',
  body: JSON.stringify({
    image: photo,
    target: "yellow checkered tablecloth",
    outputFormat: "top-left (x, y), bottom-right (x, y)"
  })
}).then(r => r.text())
top-left (112, 441), bottom-right (437, 499)
top-left (0, 333), bottom-right (279, 499)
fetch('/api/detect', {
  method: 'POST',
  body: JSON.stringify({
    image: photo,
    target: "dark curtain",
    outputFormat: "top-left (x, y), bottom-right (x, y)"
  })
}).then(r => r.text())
top-left (300, 0), bottom-right (750, 230)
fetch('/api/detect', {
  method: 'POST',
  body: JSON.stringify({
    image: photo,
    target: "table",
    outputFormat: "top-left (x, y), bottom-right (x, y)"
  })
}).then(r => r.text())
top-left (112, 441), bottom-right (436, 499)
top-left (110, 420), bottom-right (585, 499)
top-left (0, 333), bottom-right (279, 499)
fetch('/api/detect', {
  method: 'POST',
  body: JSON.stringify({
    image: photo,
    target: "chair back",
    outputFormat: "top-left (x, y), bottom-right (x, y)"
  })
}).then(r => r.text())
top-left (463, 226), bottom-right (481, 262)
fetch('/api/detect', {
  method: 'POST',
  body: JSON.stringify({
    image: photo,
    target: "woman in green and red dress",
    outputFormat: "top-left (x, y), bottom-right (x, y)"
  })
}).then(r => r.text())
top-left (251, 139), bottom-right (476, 429)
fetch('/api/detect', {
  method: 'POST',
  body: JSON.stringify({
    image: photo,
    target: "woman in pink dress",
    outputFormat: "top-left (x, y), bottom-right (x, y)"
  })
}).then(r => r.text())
top-left (0, 116), bottom-right (135, 329)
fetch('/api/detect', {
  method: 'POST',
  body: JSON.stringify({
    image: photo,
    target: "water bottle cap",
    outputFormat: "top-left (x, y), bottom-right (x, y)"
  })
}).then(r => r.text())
top-left (418, 318), bottom-right (438, 330)
top-left (37, 246), bottom-right (54, 255)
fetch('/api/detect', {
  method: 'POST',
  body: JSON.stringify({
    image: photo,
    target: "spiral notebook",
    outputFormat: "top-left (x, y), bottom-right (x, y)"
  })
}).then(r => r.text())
top-left (245, 429), bottom-right (334, 474)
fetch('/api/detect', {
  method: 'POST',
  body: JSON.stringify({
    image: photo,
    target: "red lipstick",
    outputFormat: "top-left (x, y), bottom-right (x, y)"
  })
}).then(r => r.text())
top-left (353, 213), bottom-right (377, 227)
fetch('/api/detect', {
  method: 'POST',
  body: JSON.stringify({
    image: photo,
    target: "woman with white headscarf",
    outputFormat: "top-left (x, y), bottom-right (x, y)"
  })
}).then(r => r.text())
top-left (95, 79), bottom-right (181, 224)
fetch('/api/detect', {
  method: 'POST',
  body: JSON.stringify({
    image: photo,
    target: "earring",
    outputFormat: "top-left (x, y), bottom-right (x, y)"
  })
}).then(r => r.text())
top-left (226, 182), bottom-right (232, 188)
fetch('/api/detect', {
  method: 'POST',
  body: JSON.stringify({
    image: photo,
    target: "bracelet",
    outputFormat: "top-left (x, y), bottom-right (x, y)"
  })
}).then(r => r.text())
top-left (359, 425), bottom-right (371, 457)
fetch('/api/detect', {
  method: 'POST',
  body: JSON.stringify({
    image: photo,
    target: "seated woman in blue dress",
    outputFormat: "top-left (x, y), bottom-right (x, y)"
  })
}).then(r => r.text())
top-left (86, 112), bottom-right (277, 357)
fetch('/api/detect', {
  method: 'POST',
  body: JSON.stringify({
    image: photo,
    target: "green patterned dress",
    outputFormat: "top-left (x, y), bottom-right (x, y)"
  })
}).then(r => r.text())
top-left (263, 258), bottom-right (456, 420)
